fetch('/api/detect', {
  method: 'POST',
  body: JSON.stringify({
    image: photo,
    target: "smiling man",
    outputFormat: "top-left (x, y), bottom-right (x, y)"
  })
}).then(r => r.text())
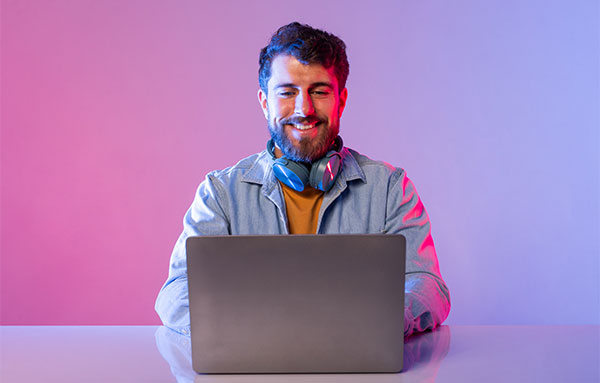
top-left (156, 22), bottom-right (451, 337)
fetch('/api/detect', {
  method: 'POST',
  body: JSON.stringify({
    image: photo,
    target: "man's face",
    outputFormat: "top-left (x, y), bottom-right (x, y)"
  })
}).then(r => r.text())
top-left (258, 55), bottom-right (348, 162)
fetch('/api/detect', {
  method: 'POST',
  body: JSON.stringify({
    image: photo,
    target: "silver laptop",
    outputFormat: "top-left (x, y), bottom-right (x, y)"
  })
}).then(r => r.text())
top-left (186, 234), bottom-right (406, 374)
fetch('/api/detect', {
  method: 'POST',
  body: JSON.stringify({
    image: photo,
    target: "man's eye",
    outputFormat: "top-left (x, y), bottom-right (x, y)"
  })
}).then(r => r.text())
top-left (278, 92), bottom-right (293, 97)
top-left (312, 90), bottom-right (330, 96)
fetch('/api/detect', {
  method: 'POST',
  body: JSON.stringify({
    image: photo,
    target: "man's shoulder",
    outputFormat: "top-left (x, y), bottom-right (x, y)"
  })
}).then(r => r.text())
top-left (207, 150), bottom-right (269, 184)
top-left (344, 147), bottom-right (405, 180)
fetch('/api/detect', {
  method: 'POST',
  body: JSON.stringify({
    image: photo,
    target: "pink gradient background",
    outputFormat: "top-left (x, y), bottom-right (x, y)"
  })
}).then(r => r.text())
top-left (1, 0), bottom-right (598, 325)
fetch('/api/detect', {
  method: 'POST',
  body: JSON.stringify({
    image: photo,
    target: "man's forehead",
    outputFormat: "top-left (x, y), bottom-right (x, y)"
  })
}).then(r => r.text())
top-left (268, 55), bottom-right (338, 89)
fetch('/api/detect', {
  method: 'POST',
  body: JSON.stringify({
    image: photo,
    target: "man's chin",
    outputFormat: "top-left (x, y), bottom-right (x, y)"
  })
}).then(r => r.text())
top-left (269, 125), bottom-right (336, 162)
top-left (277, 144), bottom-right (320, 163)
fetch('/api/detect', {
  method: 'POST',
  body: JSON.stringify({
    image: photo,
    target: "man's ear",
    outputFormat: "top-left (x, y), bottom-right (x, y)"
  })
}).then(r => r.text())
top-left (258, 89), bottom-right (269, 120)
top-left (338, 88), bottom-right (348, 118)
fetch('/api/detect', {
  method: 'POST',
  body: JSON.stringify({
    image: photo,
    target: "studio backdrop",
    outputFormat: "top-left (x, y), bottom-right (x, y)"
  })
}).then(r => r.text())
top-left (1, 0), bottom-right (598, 326)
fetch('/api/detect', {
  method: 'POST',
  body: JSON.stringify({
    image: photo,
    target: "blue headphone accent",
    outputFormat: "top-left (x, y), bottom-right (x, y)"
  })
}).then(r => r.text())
top-left (267, 136), bottom-right (343, 192)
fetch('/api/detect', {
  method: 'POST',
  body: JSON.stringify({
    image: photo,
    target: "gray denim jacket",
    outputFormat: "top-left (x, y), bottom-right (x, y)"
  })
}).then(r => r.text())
top-left (155, 147), bottom-right (451, 337)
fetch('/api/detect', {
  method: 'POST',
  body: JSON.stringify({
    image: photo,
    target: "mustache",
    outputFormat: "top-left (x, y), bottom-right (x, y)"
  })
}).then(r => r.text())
top-left (280, 116), bottom-right (322, 125)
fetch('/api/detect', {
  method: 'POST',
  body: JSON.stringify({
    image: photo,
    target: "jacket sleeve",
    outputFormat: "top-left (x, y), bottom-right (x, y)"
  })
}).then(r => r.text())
top-left (155, 174), bottom-right (230, 335)
top-left (384, 169), bottom-right (451, 337)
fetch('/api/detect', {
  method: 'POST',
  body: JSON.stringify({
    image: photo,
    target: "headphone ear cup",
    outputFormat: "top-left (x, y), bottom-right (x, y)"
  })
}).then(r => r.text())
top-left (272, 158), bottom-right (310, 192)
top-left (309, 151), bottom-right (342, 192)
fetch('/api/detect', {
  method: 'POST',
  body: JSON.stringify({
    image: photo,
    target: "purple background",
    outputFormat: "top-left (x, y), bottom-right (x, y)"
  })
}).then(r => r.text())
top-left (2, 0), bottom-right (598, 325)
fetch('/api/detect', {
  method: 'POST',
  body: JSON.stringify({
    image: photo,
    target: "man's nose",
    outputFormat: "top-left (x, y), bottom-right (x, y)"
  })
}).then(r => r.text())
top-left (294, 92), bottom-right (315, 116)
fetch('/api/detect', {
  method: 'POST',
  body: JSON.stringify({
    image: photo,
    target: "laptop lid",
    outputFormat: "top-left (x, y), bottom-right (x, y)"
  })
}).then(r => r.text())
top-left (186, 234), bottom-right (406, 373)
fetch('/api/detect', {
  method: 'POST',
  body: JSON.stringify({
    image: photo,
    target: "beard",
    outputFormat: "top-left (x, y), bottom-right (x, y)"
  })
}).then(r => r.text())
top-left (268, 115), bottom-right (340, 163)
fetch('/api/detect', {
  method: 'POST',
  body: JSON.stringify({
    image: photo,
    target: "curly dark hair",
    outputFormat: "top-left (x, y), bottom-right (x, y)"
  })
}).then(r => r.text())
top-left (259, 22), bottom-right (349, 94)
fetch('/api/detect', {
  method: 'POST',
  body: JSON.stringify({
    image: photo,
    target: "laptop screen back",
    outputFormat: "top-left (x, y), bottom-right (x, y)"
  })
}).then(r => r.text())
top-left (186, 234), bottom-right (406, 373)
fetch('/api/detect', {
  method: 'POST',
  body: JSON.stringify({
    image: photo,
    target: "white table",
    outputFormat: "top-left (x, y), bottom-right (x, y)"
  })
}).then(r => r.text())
top-left (1, 325), bottom-right (598, 382)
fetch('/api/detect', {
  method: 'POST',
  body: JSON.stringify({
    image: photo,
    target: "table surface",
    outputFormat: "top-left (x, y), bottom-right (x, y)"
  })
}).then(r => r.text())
top-left (1, 325), bottom-right (598, 383)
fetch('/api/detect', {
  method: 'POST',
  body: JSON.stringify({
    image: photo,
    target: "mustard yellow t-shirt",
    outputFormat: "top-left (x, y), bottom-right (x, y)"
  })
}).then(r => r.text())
top-left (280, 182), bottom-right (324, 234)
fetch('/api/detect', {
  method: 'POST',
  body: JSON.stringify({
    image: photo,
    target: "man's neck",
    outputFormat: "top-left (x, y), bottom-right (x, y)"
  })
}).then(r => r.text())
top-left (273, 146), bottom-right (284, 159)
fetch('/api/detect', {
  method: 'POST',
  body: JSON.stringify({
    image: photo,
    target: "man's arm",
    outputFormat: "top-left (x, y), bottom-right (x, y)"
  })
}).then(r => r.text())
top-left (155, 174), bottom-right (230, 335)
top-left (384, 169), bottom-right (451, 337)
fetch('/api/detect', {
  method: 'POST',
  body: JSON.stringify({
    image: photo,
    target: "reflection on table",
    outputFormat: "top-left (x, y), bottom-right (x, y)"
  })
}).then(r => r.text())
top-left (1, 325), bottom-right (598, 383)
top-left (155, 325), bottom-right (451, 383)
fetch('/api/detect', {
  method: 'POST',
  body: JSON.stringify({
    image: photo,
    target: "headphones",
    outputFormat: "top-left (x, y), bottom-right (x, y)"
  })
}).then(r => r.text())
top-left (267, 136), bottom-right (344, 192)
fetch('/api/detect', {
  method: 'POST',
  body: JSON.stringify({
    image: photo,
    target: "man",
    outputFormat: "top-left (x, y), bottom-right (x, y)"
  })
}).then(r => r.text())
top-left (155, 22), bottom-right (450, 337)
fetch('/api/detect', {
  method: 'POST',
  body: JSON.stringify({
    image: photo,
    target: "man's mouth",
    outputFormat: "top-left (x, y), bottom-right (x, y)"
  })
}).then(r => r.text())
top-left (285, 120), bottom-right (321, 131)
top-left (290, 122), bottom-right (318, 130)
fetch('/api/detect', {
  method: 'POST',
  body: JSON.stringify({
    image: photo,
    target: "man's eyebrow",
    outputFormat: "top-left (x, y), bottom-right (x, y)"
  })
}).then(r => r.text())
top-left (273, 82), bottom-right (334, 90)
top-left (273, 83), bottom-right (297, 89)
top-left (310, 82), bottom-right (334, 89)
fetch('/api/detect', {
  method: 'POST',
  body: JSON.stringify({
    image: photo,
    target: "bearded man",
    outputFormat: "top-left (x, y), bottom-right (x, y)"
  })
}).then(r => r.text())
top-left (156, 22), bottom-right (451, 337)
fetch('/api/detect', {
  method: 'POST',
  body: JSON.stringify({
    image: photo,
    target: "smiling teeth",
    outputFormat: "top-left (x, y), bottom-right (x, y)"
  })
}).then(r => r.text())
top-left (292, 123), bottom-right (316, 130)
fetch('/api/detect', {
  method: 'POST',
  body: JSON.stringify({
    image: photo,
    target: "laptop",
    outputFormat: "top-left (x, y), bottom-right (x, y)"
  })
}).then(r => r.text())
top-left (186, 234), bottom-right (406, 374)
